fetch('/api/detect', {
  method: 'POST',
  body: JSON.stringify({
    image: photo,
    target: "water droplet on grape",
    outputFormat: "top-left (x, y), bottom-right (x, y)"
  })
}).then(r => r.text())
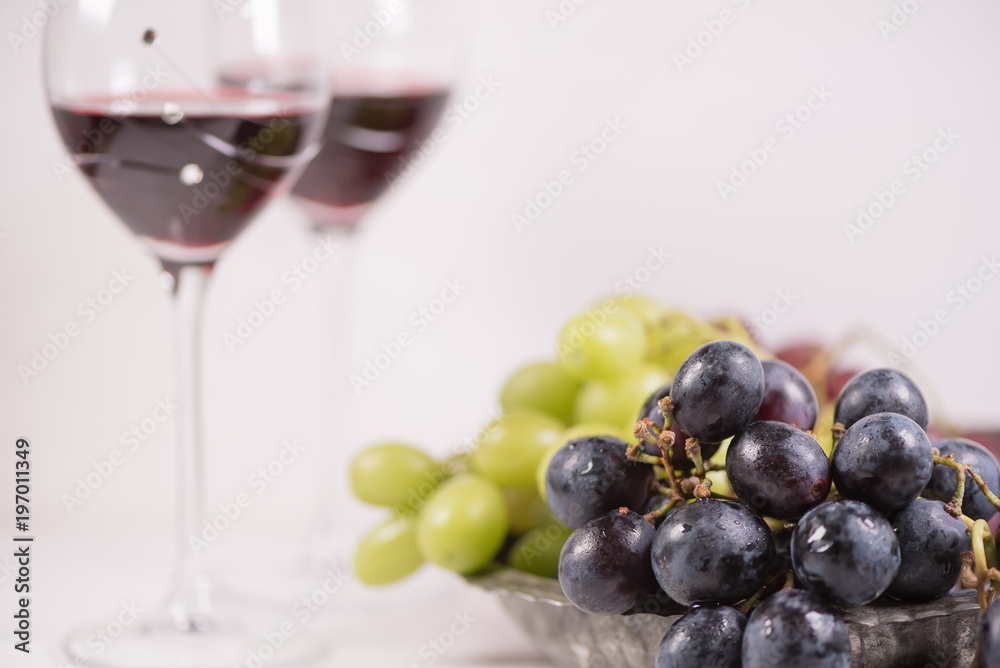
top-left (862, 517), bottom-right (875, 529)
top-left (179, 163), bottom-right (204, 185)
top-left (581, 460), bottom-right (594, 475)
top-left (162, 103), bottom-right (184, 125)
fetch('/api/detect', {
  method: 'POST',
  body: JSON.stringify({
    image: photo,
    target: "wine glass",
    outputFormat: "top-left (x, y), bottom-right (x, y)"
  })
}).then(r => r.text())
top-left (45, 2), bottom-right (330, 666)
top-left (293, 0), bottom-right (459, 230)
top-left (287, 0), bottom-right (463, 568)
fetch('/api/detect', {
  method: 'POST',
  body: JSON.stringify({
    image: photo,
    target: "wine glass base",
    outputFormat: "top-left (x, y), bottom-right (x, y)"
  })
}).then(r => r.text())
top-left (62, 609), bottom-right (330, 668)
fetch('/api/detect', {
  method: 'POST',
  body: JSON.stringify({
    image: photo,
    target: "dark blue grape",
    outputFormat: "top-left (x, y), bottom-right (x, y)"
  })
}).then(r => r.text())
top-left (791, 500), bottom-right (900, 608)
top-left (545, 436), bottom-right (653, 528)
top-left (726, 421), bottom-right (830, 520)
top-left (670, 341), bottom-right (765, 444)
top-left (831, 412), bottom-right (933, 513)
top-left (981, 598), bottom-right (1000, 668)
top-left (557, 509), bottom-right (656, 615)
top-left (741, 589), bottom-right (850, 668)
top-left (652, 499), bottom-right (774, 606)
top-left (655, 605), bottom-right (745, 668)
top-left (885, 498), bottom-right (969, 601)
top-left (636, 382), bottom-right (719, 466)
top-left (925, 437), bottom-right (1000, 521)
top-left (754, 359), bottom-right (819, 430)
top-left (834, 368), bottom-right (928, 431)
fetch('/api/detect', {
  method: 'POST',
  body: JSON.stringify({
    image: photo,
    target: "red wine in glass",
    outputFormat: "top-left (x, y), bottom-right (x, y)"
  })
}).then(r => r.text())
top-left (52, 91), bottom-right (324, 264)
top-left (290, 81), bottom-right (450, 227)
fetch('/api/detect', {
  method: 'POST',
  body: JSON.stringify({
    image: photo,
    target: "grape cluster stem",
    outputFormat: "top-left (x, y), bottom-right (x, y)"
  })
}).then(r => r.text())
top-left (928, 453), bottom-right (1000, 612)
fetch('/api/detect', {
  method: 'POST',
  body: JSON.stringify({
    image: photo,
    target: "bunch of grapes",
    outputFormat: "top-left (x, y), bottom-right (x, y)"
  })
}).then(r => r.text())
top-left (549, 338), bottom-right (1000, 668)
top-left (349, 297), bottom-right (762, 584)
top-left (349, 295), bottom-right (1000, 667)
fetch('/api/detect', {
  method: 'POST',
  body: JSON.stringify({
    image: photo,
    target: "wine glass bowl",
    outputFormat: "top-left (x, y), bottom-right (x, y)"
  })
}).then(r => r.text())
top-left (45, 0), bottom-right (329, 269)
top-left (291, 0), bottom-right (461, 229)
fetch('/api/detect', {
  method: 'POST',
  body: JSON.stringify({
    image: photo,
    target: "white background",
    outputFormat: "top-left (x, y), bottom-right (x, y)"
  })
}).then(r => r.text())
top-left (2, 0), bottom-right (1000, 666)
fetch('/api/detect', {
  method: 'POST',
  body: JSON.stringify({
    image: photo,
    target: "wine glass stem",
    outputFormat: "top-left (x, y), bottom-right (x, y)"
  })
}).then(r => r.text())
top-left (309, 225), bottom-right (358, 568)
top-left (167, 263), bottom-right (213, 631)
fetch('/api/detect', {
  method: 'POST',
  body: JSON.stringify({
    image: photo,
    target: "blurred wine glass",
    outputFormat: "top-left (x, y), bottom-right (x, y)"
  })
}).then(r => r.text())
top-left (45, 1), bottom-right (330, 665)
top-left (284, 0), bottom-right (463, 570)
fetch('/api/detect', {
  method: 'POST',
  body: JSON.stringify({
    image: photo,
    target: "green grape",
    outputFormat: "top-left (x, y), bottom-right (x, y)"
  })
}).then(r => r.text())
top-left (705, 470), bottom-right (734, 499)
top-left (500, 361), bottom-right (581, 423)
top-left (417, 474), bottom-right (509, 574)
top-left (470, 411), bottom-right (563, 488)
top-left (535, 422), bottom-right (628, 500)
top-left (813, 405), bottom-right (836, 455)
top-left (607, 295), bottom-right (667, 357)
top-left (507, 523), bottom-right (574, 579)
top-left (650, 311), bottom-right (718, 373)
top-left (556, 308), bottom-right (647, 380)
top-left (350, 443), bottom-right (444, 512)
top-left (572, 365), bottom-right (672, 431)
top-left (354, 515), bottom-right (425, 586)
top-left (504, 487), bottom-right (555, 535)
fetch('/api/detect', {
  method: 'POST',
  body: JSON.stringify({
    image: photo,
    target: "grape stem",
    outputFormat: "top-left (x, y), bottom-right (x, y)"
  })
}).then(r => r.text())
top-left (933, 453), bottom-right (1000, 517)
top-left (972, 521), bottom-right (992, 610)
top-left (967, 519), bottom-right (1000, 610)
top-left (685, 438), bottom-right (705, 478)
top-left (657, 396), bottom-right (674, 431)
top-left (737, 565), bottom-right (794, 614)
top-left (632, 420), bottom-right (658, 448)
top-left (626, 449), bottom-right (663, 467)
top-left (642, 495), bottom-right (683, 525)
top-left (628, 424), bottom-right (684, 500)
